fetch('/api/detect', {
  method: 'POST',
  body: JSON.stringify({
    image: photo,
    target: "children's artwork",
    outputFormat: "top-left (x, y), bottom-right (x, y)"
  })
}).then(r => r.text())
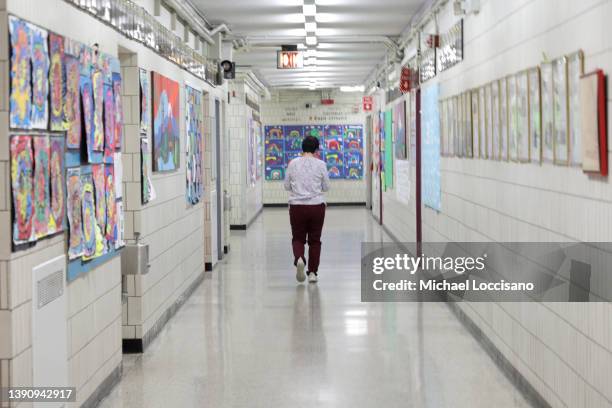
top-left (66, 168), bottom-right (83, 259)
top-left (152, 72), bottom-right (180, 171)
top-left (141, 137), bottom-right (155, 204)
top-left (393, 100), bottom-right (407, 159)
top-left (471, 90), bottom-right (480, 158)
top-left (113, 73), bottom-right (124, 149)
top-left (49, 137), bottom-right (65, 231)
top-left (49, 33), bottom-right (65, 131)
top-left (478, 86), bottom-right (487, 158)
top-left (528, 68), bottom-right (542, 163)
top-left (541, 62), bottom-right (554, 163)
top-left (247, 119), bottom-right (256, 186)
top-left (284, 126), bottom-right (304, 152)
top-left (105, 166), bottom-right (117, 244)
top-left (485, 84), bottom-right (494, 159)
top-left (10, 136), bottom-right (34, 244)
top-left (33, 136), bottom-right (52, 238)
top-left (114, 152), bottom-right (123, 199)
top-left (185, 85), bottom-right (203, 205)
top-left (464, 92), bottom-right (473, 157)
top-left (81, 174), bottom-right (97, 259)
top-left (568, 51), bottom-right (584, 166)
top-left (491, 82), bottom-right (501, 160)
top-left (499, 78), bottom-right (509, 161)
top-left (29, 23), bottom-right (49, 129)
top-left (384, 110), bottom-right (393, 189)
top-left (516, 72), bottom-right (530, 162)
top-left (324, 125), bottom-right (343, 152)
top-left (92, 70), bottom-right (105, 152)
top-left (115, 201), bottom-right (125, 250)
top-left (508, 75), bottom-right (518, 161)
top-left (140, 68), bottom-right (150, 133)
top-left (104, 84), bottom-right (116, 161)
top-left (255, 122), bottom-right (263, 180)
top-left (268, 168), bottom-right (285, 180)
top-left (64, 56), bottom-right (82, 149)
top-left (325, 152), bottom-right (344, 179)
top-left (80, 74), bottom-right (95, 160)
top-left (9, 17), bottom-right (32, 129)
top-left (264, 126), bottom-right (285, 180)
top-left (553, 57), bottom-right (569, 165)
top-left (92, 164), bottom-right (106, 236)
top-left (344, 126), bottom-right (363, 179)
top-left (421, 84), bottom-right (441, 211)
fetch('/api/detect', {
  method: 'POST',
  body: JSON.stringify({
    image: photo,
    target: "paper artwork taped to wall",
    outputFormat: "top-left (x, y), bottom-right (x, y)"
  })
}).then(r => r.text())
top-left (81, 174), bottom-right (97, 259)
top-left (80, 74), bottom-right (95, 160)
top-left (115, 201), bottom-right (125, 250)
top-left (421, 84), bottom-right (441, 211)
top-left (516, 72), bottom-right (530, 162)
top-left (264, 126), bottom-right (285, 180)
top-left (113, 72), bottom-right (124, 149)
top-left (152, 72), bottom-right (180, 171)
top-left (9, 16), bottom-right (32, 129)
top-left (393, 101), bottom-right (407, 159)
top-left (49, 137), bottom-right (65, 231)
top-left (49, 33), bottom-right (65, 131)
top-left (553, 57), bottom-right (569, 165)
top-left (10, 136), bottom-right (34, 244)
top-left (528, 68), bottom-right (542, 163)
top-left (384, 110), bottom-right (393, 189)
top-left (568, 51), bottom-right (584, 166)
top-left (284, 126), bottom-right (304, 152)
top-left (104, 84), bottom-right (116, 161)
top-left (92, 164), bottom-right (107, 238)
top-left (66, 167), bottom-right (83, 259)
top-left (29, 23), bottom-right (49, 130)
top-left (344, 126), bottom-right (363, 179)
top-left (499, 78), bottom-right (509, 161)
top-left (541, 62), bottom-right (554, 163)
top-left (64, 56), bottom-right (82, 149)
top-left (508, 75), bottom-right (518, 162)
top-left (33, 136), bottom-right (52, 238)
top-left (140, 68), bottom-right (150, 133)
top-left (185, 85), bottom-right (203, 205)
top-left (92, 70), bottom-right (105, 153)
top-left (141, 137), bottom-right (156, 204)
top-left (105, 166), bottom-right (117, 244)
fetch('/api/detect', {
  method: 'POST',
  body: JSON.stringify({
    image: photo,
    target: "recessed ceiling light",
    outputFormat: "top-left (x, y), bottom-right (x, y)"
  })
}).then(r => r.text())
top-left (305, 36), bottom-right (317, 45)
top-left (305, 21), bottom-right (317, 32)
top-left (302, 4), bottom-right (316, 16)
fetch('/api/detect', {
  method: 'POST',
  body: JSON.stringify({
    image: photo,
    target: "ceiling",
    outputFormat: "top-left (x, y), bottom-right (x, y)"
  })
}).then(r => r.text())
top-left (190, 0), bottom-right (426, 89)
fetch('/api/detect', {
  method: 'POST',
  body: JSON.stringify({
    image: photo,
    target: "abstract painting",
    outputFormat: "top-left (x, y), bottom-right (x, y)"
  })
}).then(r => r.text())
top-left (152, 72), bottom-right (180, 171)
top-left (49, 137), bottom-right (65, 231)
top-left (29, 23), bottom-right (49, 129)
top-left (66, 167), bottom-right (83, 259)
top-left (105, 166), bottom-right (117, 244)
top-left (141, 137), bottom-right (155, 204)
top-left (92, 70), bottom-right (105, 152)
top-left (49, 33), bottom-right (65, 131)
top-left (393, 101), bottom-right (407, 159)
top-left (80, 74), bottom-right (95, 161)
top-left (113, 72), bottom-right (124, 149)
top-left (185, 85), bottom-right (203, 205)
top-left (33, 136), bottom-right (51, 238)
top-left (140, 68), bottom-right (149, 133)
top-left (92, 164), bottom-right (106, 237)
top-left (10, 135), bottom-right (34, 244)
top-left (9, 16), bottom-right (32, 129)
top-left (64, 56), bottom-right (82, 149)
top-left (81, 174), bottom-right (97, 259)
top-left (104, 84), bottom-right (116, 161)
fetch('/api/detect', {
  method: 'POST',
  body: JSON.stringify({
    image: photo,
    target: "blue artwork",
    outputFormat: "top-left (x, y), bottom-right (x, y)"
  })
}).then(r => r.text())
top-left (421, 84), bottom-right (441, 211)
top-left (265, 126), bottom-right (285, 180)
top-left (284, 125), bottom-right (304, 152)
top-left (343, 126), bottom-right (363, 179)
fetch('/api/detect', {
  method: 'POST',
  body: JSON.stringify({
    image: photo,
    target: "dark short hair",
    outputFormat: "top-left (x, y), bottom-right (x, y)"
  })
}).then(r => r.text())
top-left (302, 135), bottom-right (320, 153)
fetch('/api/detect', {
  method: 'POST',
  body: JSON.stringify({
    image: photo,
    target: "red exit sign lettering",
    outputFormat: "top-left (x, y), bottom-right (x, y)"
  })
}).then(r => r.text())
top-left (277, 51), bottom-right (304, 69)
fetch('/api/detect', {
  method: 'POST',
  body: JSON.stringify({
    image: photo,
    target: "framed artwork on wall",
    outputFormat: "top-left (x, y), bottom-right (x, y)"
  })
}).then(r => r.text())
top-left (553, 57), bottom-right (569, 165)
top-left (516, 71), bottom-right (530, 162)
top-left (499, 77), bottom-right (509, 161)
top-left (541, 62), bottom-right (554, 163)
top-left (479, 86), bottom-right (488, 158)
top-left (491, 81), bottom-right (500, 160)
top-left (568, 51), bottom-right (584, 166)
top-left (508, 74), bottom-right (519, 161)
top-left (528, 67), bottom-right (542, 164)
top-left (485, 84), bottom-right (494, 159)
top-left (464, 91), bottom-right (473, 158)
top-left (453, 96), bottom-right (460, 157)
top-left (580, 69), bottom-right (608, 176)
top-left (457, 95), bottom-right (464, 158)
top-left (448, 97), bottom-right (455, 157)
top-left (439, 100), bottom-right (446, 156)
top-left (152, 71), bottom-right (180, 172)
top-left (471, 89), bottom-right (480, 158)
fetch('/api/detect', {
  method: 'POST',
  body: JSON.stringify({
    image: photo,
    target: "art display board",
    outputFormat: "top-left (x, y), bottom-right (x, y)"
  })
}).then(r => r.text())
top-left (7, 15), bottom-right (125, 280)
top-left (394, 100), bottom-right (407, 160)
top-left (264, 124), bottom-right (364, 180)
top-left (152, 71), bottom-right (180, 172)
top-left (421, 83), bottom-right (441, 211)
top-left (185, 85), bottom-right (203, 205)
top-left (384, 110), bottom-right (393, 189)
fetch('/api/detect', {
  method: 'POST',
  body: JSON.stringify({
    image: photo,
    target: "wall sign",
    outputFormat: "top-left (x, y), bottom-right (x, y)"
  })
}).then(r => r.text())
top-left (363, 96), bottom-right (373, 111)
top-left (420, 47), bottom-right (436, 83)
top-left (277, 51), bottom-right (304, 69)
top-left (437, 19), bottom-right (463, 73)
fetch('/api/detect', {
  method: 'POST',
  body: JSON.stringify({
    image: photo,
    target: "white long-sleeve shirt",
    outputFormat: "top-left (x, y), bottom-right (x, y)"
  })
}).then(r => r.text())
top-left (284, 156), bottom-right (330, 205)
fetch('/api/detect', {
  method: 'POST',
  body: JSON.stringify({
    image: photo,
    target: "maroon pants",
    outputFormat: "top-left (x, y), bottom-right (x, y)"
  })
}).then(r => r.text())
top-left (289, 203), bottom-right (326, 273)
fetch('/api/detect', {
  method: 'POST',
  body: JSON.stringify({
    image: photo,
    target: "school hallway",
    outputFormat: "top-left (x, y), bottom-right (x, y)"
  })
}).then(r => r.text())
top-left (98, 208), bottom-right (531, 408)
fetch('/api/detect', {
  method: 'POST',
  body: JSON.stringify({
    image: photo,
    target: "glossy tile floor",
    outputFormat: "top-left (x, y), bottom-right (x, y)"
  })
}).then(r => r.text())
top-left (100, 208), bottom-right (532, 408)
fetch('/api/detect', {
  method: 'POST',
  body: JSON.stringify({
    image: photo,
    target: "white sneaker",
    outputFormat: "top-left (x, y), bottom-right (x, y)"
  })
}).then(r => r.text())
top-left (308, 272), bottom-right (318, 283)
top-left (296, 259), bottom-right (306, 283)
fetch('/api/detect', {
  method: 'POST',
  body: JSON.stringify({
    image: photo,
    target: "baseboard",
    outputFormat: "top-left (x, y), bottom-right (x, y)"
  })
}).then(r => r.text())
top-left (230, 207), bottom-right (264, 231)
top-left (80, 363), bottom-right (122, 408)
top-left (263, 202), bottom-right (366, 208)
top-left (122, 271), bottom-right (205, 354)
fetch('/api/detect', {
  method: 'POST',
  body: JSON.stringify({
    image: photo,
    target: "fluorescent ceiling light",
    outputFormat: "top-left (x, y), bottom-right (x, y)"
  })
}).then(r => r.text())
top-left (302, 4), bottom-right (316, 16)
top-left (305, 21), bottom-right (317, 32)
top-left (305, 49), bottom-right (318, 57)
top-left (297, 43), bottom-right (306, 49)
top-left (307, 57), bottom-right (317, 66)
top-left (287, 14), bottom-right (306, 23)
top-left (305, 36), bottom-right (317, 45)
top-left (340, 85), bottom-right (365, 92)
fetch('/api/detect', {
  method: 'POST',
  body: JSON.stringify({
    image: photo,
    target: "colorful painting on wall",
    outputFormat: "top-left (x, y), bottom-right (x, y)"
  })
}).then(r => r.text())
top-left (92, 164), bottom-right (107, 237)
top-left (185, 85), bottom-right (203, 205)
top-left (140, 68), bottom-right (150, 133)
top-left (284, 126), bottom-right (304, 152)
top-left (9, 16), bottom-right (32, 129)
top-left (29, 23), bottom-right (49, 129)
top-left (33, 136), bottom-right (52, 238)
top-left (66, 168), bottom-right (83, 259)
top-left (104, 84), bottom-right (116, 161)
top-left (421, 84), bottom-right (441, 211)
top-left (264, 126), bottom-right (285, 180)
top-left (384, 110), bottom-right (394, 189)
top-left (81, 174), bottom-right (97, 259)
top-left (325, 125), bottom-right (344, 179)
top-left (10, 136), bottom-right (34, 244)
top-left (247, 119), bottom-right (257, 186)
top-left (393, 100), bottom-right (407, 159)
top-left (113, 72), bottom-right (124, 149)
top-left (92, 70), bottom-right (105, 153)
top-left (49, 33), bottom-right (65, 131)
top-left (343, 126), bottom-right (363, 179)
top-left (141, 137), bottom-right (155, 204)
top-left (105, 166), bottom-right (117, 244)
top-left (64, 56), bottom-right (82, 149)
top-left (255, 122), bottom-right (263, 180)
top-left (80, 74), bottom-right (95, 160)
top-left (152, 72), bottom-right (180, 171)
top-left (49, 137), bottom-right (65, 231)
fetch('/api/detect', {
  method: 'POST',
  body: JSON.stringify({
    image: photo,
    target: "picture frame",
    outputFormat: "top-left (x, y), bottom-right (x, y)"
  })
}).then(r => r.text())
top-left (553, 56), bottom-right (569, 165)
top-left (471, 89), bottom-right (480, 158)
top-left (478, 86), bottom-right (487, 158)
top-left (499, 77), bottom-right (509, 161)
top-left (516, 70), bottom-right (530, 162)
top-left (528, 67), bottom-right (542, 164)
top-left (491, 81), bottom-right (501, 160)
top-left (568, 50), bottom-right (584, 166)
top-left (439, 99), bottom-right (447, 156)
top-left (485, 83), bottom-right (493, 159)
top-left (452, 96), bottom-right (459, 156)
top-left (580, 69), bottom-right (608, 176)
top-left (457, 94), bottom-right (465, 158)
top-left (508, 74), bottom-right (519, 161)
top-left (541, 62), bottom-right (554, 163)
top-left (464, 91), bottom-right (473, 158)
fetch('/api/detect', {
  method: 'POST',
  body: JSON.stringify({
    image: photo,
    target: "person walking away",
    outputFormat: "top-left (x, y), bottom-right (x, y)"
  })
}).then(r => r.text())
top-left (284, 135), bottom-right (330, 283)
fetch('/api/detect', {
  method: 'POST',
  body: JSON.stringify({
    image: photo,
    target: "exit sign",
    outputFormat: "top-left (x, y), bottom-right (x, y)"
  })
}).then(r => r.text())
top-left (277, 51), bottom-right (304, 69)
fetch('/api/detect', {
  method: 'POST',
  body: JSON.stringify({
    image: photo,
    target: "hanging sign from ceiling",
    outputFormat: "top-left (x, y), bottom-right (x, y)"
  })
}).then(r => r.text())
top-left (277, 51), bottom-right (304, 69)
top-left (437, 19), bottom-right (464, 73)
top-left (363, 96), bottom-right (373, 111)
